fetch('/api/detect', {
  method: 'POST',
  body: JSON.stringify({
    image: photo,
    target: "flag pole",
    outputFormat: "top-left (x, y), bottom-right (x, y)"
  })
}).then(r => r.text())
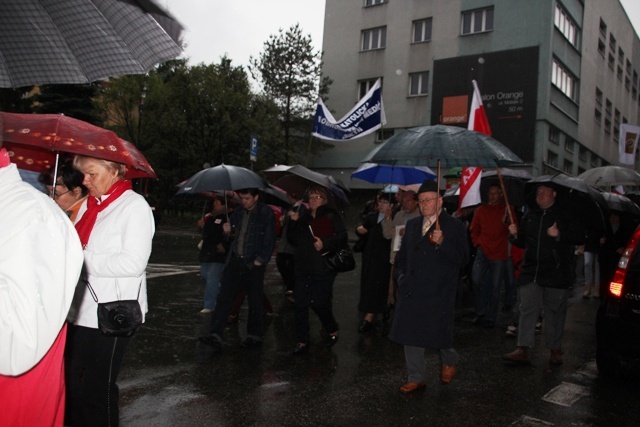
top-left (496, 168), bottom-right (515, 224)
top-left (435, 159), bottom-right (441, 231)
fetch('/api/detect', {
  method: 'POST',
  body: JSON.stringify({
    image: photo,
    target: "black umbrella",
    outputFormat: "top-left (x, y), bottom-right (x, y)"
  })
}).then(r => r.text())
top-left (259, 185), bottom-right (291, 209)
top-left (0, 0), bottom-right (183, 88)
top-left (601, 192), bottom-right (640, 217)
top-left (480, 168), bottom-right (532, 207)
top-left (369, 125), bottom-right (522, 168)
top-left (270, 165), bottom-right (349, 205)
top-left (176, 164), bottom-right (267, 195)
top-left (525, 173), bottom-right (607, 232)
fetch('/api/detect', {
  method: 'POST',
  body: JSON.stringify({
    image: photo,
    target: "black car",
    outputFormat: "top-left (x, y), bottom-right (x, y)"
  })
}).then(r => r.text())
top-left (596, 226), bottom-right (640, 375)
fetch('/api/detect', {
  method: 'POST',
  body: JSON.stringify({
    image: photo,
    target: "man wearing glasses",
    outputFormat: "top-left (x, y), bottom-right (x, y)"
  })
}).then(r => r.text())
top-left (389, 179), bottom-right (469, 393)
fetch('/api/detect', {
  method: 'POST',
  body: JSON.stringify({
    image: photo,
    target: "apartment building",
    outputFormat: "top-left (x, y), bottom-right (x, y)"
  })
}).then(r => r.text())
top-left (311, 0), bottom-right (640, 188)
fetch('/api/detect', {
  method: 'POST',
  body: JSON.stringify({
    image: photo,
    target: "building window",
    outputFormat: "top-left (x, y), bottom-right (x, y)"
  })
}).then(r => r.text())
top-left (552, 59), bottom-right (576, 100)
top-left (549, 126), bottom-right (560, 144)
top-left (364, 0), bottom-right (386, 6)
top-left (547, 150), bottom-right (558, 168)
top-left (599, 18), bottom-right (607, 38)
top-left (614, 109), bottom-right (621, 141)
top-left (597, 39), bottom-right (606, 57)
top-left (617, 65), bottom-right (623, 82)
top-left (554, 4), bottom-right (579, 47)
top-left (608, 53), bottom-right (615, 70)
top-left (375, 128), bottom-right (394, 143)
top-left (595, 109), bottom-right (602, 125)
top-left (609, 33), bottom-right (616, 52)
top-left (409, 71), bottom-right (429, 96)
top-left (595, 87), bottom-right (603, 107)
top-left (358, 78), bottom-right (381, 99)
top-left (461, 7), bottom-right (494, 35)
top-left (412, 18), bottom-right (433, 43)
top-left (618, 47), bottom-right (625, 64)
top-left (565, 137), bottom-right (574, 153)
top-left (579, 146), bottom-right (588, 161)
top-left (563, 159), bottom-right (573, 174)
top-left (361, 26), bottom-right (387, 51)
top-left (605, 118), bottom-right (611, 136)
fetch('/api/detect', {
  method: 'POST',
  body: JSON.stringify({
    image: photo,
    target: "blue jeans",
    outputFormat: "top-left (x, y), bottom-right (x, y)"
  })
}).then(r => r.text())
top-left (201, 262), bottom-right (224, 310)
top-left (472, 248), bottom-right (507, 322)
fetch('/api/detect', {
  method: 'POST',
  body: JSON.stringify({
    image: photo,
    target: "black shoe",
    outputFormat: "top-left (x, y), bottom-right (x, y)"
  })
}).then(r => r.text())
top-left (471, 315), bottom-right (485, 325)
top-left (502, 304), bottom-right (513, 313)
top-left (198, 336), bottom-right (223, 353)
top-left (240, 337), bottom-right (263, 349)
top-left (358, 320), bottom-right (374, 333)
top-left (326, 333), bottom-right (339, 347)
top-left (292, 343), bottom-right (309, 355)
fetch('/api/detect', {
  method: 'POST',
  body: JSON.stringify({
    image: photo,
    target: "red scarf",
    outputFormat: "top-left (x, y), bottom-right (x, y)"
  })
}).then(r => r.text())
top-left (75, 180), bottom-right (132, 247)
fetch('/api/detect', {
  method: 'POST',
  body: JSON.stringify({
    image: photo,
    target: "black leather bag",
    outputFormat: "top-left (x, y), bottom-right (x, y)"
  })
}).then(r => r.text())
top-left (86, 279), bottom-right (143, 337)
top-left (97, 300), bottom-right (142, 337)
top-left (325, 247), bottom-right (357, 273)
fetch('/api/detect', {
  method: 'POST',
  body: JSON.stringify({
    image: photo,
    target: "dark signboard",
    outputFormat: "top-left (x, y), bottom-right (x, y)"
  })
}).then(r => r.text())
top-left (431, 46), bottom-right (539, 162)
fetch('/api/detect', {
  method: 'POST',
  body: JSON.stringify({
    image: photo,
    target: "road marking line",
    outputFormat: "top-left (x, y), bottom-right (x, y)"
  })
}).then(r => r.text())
top-left (542, 381), bottom-right (590, 407)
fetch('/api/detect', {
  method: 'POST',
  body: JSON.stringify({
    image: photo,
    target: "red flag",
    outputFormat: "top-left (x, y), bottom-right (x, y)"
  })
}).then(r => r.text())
top-left (468, 80), bottom-right (492, 136)
top-left (458, 166), bottom-right (482, 214)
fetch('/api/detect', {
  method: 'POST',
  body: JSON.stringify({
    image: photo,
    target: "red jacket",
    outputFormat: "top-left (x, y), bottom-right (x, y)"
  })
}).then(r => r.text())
top-left (470, 202), bottom-right (513, 260)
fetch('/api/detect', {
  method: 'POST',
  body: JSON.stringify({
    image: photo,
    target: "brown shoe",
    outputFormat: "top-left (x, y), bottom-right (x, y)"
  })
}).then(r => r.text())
top-left (549, 349), bottom-right (563, 365)
top-left (502, 347), bottom-right (531, 364)
top-left (399, 381), bottom-right (426, 394)
top-left (441, 365), bottom-right (456, 385)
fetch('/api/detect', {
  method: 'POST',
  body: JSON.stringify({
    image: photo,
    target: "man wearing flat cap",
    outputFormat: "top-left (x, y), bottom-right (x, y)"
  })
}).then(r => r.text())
top-left (389, 179), bottom-right (469, 393)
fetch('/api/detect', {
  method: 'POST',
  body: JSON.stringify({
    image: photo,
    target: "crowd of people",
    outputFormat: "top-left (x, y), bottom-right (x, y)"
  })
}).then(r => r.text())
top-left (193, 173), bottom-right (638, 395)
top-left (3, 144), bottom-right (638, 426)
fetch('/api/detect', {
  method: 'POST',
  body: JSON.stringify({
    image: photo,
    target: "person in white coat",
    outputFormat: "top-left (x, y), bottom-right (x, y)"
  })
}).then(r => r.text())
top-left (0, 147), bottom-right (84, 427)
top-left (65, 155), bottom-right (155, 427)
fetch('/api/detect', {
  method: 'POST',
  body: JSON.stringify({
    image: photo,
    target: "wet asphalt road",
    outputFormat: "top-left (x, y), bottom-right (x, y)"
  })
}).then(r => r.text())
top-left (117, 226), bottom-right (640, 426)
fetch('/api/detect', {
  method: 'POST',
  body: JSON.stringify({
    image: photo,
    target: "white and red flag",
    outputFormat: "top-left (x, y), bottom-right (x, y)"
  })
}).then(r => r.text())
top-left (459, 167), bottom-right (482, 212)
top-left (468, 79), bottom-right (492, 136)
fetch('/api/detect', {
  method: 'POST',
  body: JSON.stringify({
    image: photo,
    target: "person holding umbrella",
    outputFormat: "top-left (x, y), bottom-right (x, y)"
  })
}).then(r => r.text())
top-left (198, 188), bottom-right (276, 352)
top-left (390, 180), bottom-right (469, 392)
top-left (287, 185), bottom-right (348, 354)
top-left (502, 184), bottom-right (585, 365)
top-left (48, 159), bottom-right (88, 222)
top-left (65, 155), bottom-right (155, 426)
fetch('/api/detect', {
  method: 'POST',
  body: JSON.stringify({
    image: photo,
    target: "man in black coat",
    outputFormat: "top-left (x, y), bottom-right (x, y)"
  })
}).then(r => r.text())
top-left (502, 184), bottom-right (585, 365)
top-left (389, 180), bottom-right (469, 393)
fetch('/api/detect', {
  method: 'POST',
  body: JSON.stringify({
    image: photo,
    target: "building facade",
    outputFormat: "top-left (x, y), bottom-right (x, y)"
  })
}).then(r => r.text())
top-left (311, 0), bottom-right (640, 188)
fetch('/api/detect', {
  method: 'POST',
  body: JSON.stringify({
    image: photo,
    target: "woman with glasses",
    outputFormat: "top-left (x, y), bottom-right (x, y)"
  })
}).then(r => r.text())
top-left (51, 160), bottom-right (88, 222)
top-left (287, 185), bottom-right (347, 354)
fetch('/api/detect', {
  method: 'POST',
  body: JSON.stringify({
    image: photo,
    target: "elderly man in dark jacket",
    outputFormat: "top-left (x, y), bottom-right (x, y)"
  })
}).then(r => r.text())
top-left (502, 184), bottom-right (585, 365)
top-left (390, 180), bottom-right (469, 393)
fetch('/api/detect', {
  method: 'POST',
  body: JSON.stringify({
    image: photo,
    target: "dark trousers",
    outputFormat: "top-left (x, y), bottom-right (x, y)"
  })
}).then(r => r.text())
top-left (294, 275), bottom-right (338, 343)
top-left (276, 252), bottom-right (296, 292)
top-left (65, 325), bottom-right (131, 427)
top-left (210, 256), bottom-right (266, 340)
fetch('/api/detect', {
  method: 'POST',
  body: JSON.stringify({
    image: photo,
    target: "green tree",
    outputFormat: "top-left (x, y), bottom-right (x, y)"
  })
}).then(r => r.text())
top-left (33, 84), bottom-right (102, 124)
top-left (249, 23), bottom-right (331, 164)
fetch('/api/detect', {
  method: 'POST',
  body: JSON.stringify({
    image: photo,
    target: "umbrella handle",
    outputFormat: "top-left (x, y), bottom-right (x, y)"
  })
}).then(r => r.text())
top-left (497, 168), bottom-right (515, 225)
top-left (435, 160), bottom-right (441, 231)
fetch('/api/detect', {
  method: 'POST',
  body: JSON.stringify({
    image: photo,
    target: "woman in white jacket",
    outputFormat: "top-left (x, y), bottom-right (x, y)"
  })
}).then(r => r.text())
top-left (65, 155), bottom-right (155, 427)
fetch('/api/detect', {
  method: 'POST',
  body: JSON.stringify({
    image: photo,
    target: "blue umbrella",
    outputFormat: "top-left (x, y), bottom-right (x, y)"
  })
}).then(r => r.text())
top-left (351, 162), bottom-right (436, 185)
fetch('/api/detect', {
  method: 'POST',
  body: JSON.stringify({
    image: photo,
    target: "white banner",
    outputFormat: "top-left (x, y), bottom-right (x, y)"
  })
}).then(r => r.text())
top-left (619, 123), bottom-right (640, 165)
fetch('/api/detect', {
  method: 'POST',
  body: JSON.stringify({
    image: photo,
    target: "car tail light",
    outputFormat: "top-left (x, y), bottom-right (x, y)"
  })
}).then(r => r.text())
top-left (609, 227), bottom-right (640, 297)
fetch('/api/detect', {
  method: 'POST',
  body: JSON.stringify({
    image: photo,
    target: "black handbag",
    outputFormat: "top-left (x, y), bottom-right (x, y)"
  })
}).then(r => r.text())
top-left (325, 247), bottom-right (357, 273)
top-left (86, 280), bottom-right (143, 337)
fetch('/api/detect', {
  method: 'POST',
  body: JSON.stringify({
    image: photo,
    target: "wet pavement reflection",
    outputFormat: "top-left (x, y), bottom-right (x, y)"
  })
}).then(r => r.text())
top-left (117, 226), bottom-right (640, 426)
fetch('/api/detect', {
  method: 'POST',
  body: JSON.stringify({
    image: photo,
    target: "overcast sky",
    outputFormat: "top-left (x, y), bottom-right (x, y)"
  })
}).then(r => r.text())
top-left (161, 0), bottom-right (640, 68)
